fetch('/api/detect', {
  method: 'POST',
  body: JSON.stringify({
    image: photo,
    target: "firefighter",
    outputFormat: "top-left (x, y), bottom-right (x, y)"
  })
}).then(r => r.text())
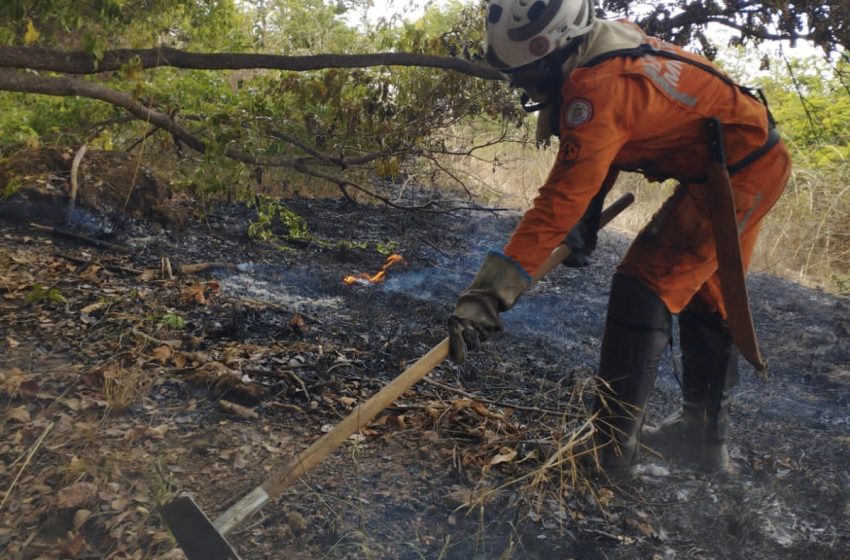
top-left (448, 0), bottom-right (791, 480)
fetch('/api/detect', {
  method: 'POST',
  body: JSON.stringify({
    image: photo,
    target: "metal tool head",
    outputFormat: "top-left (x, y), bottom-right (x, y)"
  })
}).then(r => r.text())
top-left (159, 493), bottom-right (242, 560)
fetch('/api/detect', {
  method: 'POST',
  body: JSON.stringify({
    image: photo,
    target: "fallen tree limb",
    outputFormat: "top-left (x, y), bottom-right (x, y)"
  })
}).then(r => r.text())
top-left (0, 45), bottom-right (504, 80)
top-left (30, 222), bottom-right (129, 253)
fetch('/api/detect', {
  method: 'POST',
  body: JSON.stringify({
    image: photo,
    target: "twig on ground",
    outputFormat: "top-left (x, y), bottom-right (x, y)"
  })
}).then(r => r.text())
top-left (423, 377), bottom-right (565, 416)
top-left (219, 399), bottom-right (259, 419)
top-left (239, 297), bottom-right (287, 311)
top-left (1, 421), bottom-right (55, 511)
top-left (161, 257), bottom-right (174, 280)
top-left (232, 513), bottom-right (268, 536)
top-left (129, 328), bottom-right (211, 365)
top-left (238, 298), bottom-right (325, 327)
top-left (130, 327), bottom-right (180, 348)
top-left (176, 262), bottom-right (237, 275)
top-left (248, 368), bottom-right (311, 400)
top-left (30, 222), bottom-right (129, 253)
top-left (416, 236), bottom-right (456, 261)
top-left (267, 402), bottom-right (306, 414)
top-left (282, 369), bottom-right (310, 399)
top-left (584, 527), bottom-right (627, 542)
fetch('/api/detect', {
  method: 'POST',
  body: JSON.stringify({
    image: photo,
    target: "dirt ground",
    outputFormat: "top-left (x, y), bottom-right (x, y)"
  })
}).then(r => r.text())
top-left (1, 188), bottom-right (849, 559)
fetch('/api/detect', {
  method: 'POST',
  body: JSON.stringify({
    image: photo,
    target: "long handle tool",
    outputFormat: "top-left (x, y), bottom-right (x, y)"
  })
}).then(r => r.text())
top-left (161, 192), bottom-right (636, 560)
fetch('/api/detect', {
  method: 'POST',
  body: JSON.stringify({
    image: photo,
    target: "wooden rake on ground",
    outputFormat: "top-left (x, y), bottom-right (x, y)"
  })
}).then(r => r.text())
top-left (160, 193), bottom-right (636, 560)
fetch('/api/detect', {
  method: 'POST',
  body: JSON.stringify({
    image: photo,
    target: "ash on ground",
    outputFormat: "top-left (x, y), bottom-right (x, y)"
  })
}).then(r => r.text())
top-left (1, 195), bottom-right (848, 560)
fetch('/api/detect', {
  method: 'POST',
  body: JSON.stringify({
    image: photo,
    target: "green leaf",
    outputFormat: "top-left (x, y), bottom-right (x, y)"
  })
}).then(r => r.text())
top-left (23, 19), bottom-right (39, 45)
top-left (2, 176), bottom-right (21, 199)
top-left (375, 240), bottom-right (399, 256)
top-left (159, 313), bottom-right (186, 330)
top-left (82, 32), bottom-right (104, 63)
top-left (26, 284), bottom-right (67, 305)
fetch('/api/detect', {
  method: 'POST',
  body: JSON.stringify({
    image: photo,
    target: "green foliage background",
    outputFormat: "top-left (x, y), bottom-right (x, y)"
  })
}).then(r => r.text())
top-left (1, 0), bottom-right (848, 290)
top-left (757, 56), bottom-right (850, 290)
top-left (0, 0), bottom-right (521, 199)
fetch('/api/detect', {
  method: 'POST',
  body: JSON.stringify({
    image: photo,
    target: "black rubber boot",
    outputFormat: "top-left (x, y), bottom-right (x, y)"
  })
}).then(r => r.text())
top-left (587, 273), bottom-right (672, 482)
top-left (701, 317), bottom-right (739, 472)
top-left (641, 374), bottom-right (704, 466)
top-left (643, 308), bottom-right (739, 472)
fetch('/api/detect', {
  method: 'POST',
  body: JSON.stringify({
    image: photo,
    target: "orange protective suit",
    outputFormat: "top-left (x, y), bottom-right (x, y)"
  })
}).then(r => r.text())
top-left (503, 25), bottom-right (791, 318)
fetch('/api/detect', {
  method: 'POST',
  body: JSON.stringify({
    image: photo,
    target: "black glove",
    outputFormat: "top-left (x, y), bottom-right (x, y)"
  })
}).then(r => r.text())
top-left (448, 253), bottom-right (530, 363)
top-left (562, 187), bottom-right (606, 268)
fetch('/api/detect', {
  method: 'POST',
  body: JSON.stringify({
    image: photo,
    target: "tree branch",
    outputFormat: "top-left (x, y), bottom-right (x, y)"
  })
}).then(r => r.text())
top-left (0, 69), bottom-right (510, 214)
top-left (0, 69), bottom-right (328, 169)
top-left (293, 161), bottom-right (504, 214)
top-left (0, 45), bottom-right (504, 80)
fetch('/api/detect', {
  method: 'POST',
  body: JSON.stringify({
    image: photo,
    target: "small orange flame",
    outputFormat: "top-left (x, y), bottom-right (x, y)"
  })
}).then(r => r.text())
top-left (343, 254), bottom-right (406, 286)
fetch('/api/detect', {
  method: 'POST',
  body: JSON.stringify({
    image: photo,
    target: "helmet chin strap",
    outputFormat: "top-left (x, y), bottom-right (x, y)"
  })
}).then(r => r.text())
top-left (517, 37), bottom-right (584, 115)
top-left (520, 93), bottom-right (548, 113)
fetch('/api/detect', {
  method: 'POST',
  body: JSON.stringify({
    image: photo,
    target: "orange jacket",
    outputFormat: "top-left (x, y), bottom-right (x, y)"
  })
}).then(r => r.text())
top-left (503, 30), bottom-right (773, 276)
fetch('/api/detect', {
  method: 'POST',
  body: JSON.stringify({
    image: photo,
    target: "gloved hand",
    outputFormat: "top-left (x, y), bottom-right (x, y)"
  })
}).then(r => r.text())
top-left (562, 187), bottom-right (606, 268)
top-left (448, 252), bottom-right (531, 363)
top-left (562, 223), bottom-right (596, 267)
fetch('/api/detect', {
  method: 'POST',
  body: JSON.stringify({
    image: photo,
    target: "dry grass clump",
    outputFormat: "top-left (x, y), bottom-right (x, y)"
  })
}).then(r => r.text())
top-left (606, 156), bottom-right (850, 294)
top-left (452, 376), bottom-right (617, 525)
top-left (755, 157), bottom-right (850, 291)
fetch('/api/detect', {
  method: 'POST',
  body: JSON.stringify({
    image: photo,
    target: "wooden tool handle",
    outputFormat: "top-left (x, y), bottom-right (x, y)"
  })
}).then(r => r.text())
top-left (261, 337), bottom-right (449, 496)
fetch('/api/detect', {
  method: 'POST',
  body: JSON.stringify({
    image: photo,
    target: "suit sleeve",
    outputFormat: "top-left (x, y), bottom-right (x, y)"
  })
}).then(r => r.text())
top-left (503, 74), bottom-right (633, 276)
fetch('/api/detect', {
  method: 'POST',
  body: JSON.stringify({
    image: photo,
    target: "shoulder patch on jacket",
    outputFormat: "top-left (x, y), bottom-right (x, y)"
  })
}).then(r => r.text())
top-left (563, 98), bottom-right (594, 127)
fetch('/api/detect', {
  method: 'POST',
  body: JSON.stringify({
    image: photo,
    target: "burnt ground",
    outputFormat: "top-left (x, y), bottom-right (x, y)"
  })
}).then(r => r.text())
top-left (1, 194), bottom-right (849, 560)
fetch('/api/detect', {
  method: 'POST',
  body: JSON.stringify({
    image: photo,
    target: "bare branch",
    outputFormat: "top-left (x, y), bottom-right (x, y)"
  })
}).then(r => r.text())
top-left (294, 161), bottom-right (506, 214)
top-left (433, 123), bottom-right (511, 158)
top-left (266, 128), bottom-right (329, 162)
top-left (293, 162), bottom-right (437, 211)
top-left (420, 152), bottom-right (475, 199)
top-left (0, 45), bottom-right (504, 80)
top-left (781, 52), bottom-right (822, 142)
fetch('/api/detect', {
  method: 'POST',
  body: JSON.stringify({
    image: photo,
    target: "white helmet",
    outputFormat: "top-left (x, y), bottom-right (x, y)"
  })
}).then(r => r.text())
top-left (485, 0), bottom-right (596, 71)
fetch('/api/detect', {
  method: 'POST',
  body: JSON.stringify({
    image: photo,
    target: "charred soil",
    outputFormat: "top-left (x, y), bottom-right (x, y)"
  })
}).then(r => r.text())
top-left (1, 187), bottom-right (849, 560)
